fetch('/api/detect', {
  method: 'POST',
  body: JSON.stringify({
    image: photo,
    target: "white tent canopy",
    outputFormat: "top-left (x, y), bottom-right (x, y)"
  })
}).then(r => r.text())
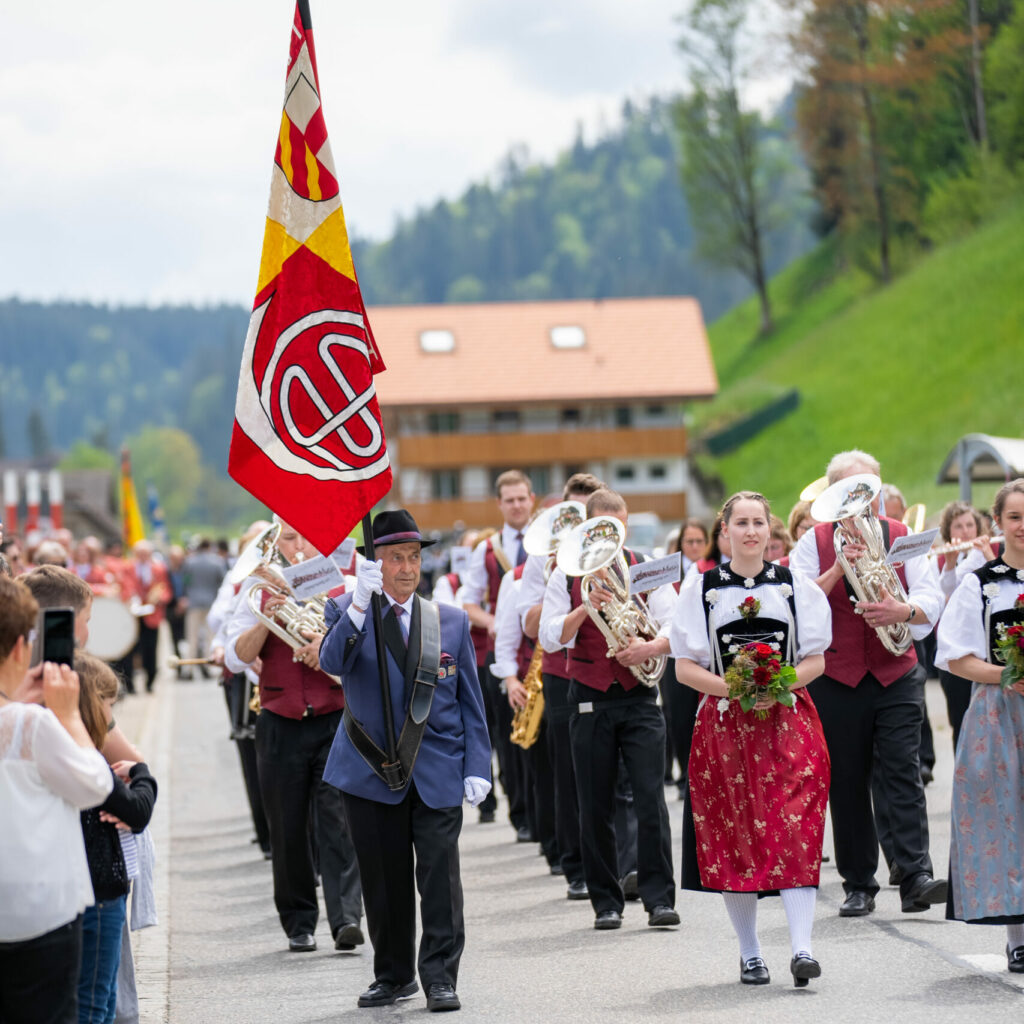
top-left (936, 433), bottom-right (1024, 500)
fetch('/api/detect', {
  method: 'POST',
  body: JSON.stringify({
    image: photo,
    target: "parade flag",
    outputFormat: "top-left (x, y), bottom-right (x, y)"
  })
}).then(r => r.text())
top-left (120, 449), bottom-right (146, 549)
top-left (228, 0), bottom-right (391, 555)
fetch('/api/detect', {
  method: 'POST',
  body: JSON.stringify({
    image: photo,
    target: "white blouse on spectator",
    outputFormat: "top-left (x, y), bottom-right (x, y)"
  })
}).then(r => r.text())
top-left (0, 702), bottom-right (113, 941)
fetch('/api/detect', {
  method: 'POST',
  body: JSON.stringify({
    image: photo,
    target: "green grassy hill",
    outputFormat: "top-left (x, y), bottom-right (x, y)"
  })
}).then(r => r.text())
top-left (696, 198), bottom-right (1024, 523)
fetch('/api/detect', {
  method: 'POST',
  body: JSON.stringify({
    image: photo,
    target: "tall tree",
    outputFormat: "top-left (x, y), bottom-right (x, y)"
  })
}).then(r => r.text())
top-left (673, 0), bottom-right (783, 333)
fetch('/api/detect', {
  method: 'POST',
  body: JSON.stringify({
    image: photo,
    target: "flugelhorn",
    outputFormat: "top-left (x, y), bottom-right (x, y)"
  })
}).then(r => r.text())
top-left (810, 473), bottom-right (913, 656)
top-left (557, 516), bottom-right (667, 687)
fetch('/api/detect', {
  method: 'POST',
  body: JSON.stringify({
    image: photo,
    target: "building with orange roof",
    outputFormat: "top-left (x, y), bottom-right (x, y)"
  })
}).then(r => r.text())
top-left (367, 296), bottom-right (718, 531)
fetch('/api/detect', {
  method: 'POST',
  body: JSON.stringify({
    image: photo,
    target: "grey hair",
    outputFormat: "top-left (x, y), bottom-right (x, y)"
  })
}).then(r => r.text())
top-left (826, 449), bottom-right (880, 484)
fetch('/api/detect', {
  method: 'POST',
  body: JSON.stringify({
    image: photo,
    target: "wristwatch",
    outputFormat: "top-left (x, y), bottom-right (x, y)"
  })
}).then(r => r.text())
top-left (905, 604), bottom-right (915, 624)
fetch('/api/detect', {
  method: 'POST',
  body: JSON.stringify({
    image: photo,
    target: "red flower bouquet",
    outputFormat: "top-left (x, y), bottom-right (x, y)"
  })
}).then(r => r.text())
top-left (723, 641), bottom-right (798, 720)
top-left (994, 593), bottom-right (1024, 690)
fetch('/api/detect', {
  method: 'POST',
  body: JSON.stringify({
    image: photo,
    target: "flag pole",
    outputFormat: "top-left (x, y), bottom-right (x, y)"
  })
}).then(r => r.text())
top-left (361, 512), bottom-right (402, 789)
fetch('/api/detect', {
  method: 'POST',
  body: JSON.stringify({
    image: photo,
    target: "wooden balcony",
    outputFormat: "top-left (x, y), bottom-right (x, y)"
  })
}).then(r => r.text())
top-left (396, 425), bottom-right (687, 469)
top-left (405, 491), bottom-right (688, 533)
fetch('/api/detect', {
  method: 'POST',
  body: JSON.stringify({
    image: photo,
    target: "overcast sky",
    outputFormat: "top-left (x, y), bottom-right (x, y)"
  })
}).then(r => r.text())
top-left (0, 1), bottom-right (786, 307)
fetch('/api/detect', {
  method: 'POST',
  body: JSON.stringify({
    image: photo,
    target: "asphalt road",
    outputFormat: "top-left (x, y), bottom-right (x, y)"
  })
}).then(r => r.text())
top-left (115, 668), bottom-right (1023, 1023)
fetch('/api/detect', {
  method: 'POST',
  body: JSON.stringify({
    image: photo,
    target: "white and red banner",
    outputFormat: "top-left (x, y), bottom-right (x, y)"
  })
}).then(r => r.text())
top-left (229, 0), bottom-right (391, 555)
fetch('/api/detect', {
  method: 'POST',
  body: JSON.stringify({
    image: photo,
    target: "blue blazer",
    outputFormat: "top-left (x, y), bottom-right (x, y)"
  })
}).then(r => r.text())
top-left (320, 592), bottom-right (492, 808)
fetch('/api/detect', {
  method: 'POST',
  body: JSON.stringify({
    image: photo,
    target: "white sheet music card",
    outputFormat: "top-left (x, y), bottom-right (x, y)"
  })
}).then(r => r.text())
top-left (282, 554), bottom-right (346, 600)
top-left (330, 538), bottom-right (357, 571)
top-left (886, 528), bottom-right (940, 565)
top-left (629, 553), bottom-right (681, 595)
top-left (448, 546), bottom-right (471, 577)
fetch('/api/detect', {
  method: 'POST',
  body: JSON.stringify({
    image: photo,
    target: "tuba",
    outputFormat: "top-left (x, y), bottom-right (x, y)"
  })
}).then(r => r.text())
top-left (510, 501), bottom-right (587, 749)
top-left (557, 515), bottom-right (667, 687)
top-left (810, 473), bottom-right (913, 656)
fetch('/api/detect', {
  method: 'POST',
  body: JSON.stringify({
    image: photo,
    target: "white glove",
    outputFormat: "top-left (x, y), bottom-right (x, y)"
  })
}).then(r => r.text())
top-left (352, 559), bottom-right (383, 611)
top-left (463, 776), bottom-right (491, 808)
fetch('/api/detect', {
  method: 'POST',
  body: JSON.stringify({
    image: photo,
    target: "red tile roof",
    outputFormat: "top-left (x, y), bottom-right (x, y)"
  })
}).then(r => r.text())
top-left (365, 297), bottom-right (717, 408)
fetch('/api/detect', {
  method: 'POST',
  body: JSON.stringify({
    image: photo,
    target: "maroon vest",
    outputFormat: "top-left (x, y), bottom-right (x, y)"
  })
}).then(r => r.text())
top-left (470, 537), bottom-right (507, 664)
top-left (566, 549), bottom-right (642, 693)
top-left (814, 518), bottom-right (917, 687)
top-left (257, 590), bottom-right (346, 718)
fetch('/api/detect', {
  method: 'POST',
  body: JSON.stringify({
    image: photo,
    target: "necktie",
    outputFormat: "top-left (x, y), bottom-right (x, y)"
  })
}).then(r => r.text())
top-left (515, 532), bottom-right (526, 567)
top-left (392, 604), bottom-right (409, 645)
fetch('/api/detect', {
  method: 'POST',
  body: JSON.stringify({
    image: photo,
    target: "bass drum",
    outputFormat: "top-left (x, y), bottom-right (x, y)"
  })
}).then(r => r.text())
top-left (85, 597), bottom-right (139, 662)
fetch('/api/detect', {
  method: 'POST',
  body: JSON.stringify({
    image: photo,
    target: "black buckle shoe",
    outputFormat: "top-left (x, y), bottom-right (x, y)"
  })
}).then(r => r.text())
top-left (839, 891), bottom-right (875, 917)
top-left (790, 953), bottom-right (821, 988)
top-left (740, 956), bottom-right (770, 985)
top-left (357, 979), bottom-right (418, 1007)
top-left (426, 983), bottom-right (461, 1012)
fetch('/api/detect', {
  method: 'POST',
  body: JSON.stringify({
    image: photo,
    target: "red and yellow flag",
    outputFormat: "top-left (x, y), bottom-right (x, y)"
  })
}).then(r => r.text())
top-left (229, 1), bottom-right (391, 555)
top-left (120, 448), bottom-right (146, 549)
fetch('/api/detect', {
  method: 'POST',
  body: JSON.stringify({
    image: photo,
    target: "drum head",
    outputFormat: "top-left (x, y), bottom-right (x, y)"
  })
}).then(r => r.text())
top-left (84, 597), bottom-right (139, 661)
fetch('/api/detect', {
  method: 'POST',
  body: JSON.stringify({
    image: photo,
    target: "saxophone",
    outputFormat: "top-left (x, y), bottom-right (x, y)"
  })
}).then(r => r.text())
top-left (510, 644), bottom-right (545, 749)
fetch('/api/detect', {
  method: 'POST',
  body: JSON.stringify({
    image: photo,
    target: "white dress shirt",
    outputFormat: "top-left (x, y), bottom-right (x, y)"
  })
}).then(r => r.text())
top-left (491, 572), bottom-right (523, 680)
top-left (462, 525), bottom-right (526, 607)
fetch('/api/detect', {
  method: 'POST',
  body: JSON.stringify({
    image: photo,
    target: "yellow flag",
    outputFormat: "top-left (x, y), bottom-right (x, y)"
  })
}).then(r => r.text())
top-left (120, 449), bottom-right (146, 548)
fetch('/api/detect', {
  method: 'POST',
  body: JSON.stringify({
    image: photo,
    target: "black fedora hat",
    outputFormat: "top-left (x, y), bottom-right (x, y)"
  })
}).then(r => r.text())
top-left (359, 509), bottom-right (436, 553)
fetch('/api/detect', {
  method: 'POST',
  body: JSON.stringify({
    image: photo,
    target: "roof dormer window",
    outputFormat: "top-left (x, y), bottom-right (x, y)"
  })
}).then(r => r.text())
top-left (420, 329), bottom-right (455, 353)
top-left (549, 325), bottom-right (585, 349)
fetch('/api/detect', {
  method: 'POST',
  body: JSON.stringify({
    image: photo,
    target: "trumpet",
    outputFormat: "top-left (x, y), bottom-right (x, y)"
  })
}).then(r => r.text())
top-left (557, 515), bottom-right (667, 687)
top-left (811, 474), bottom-right (913, 656)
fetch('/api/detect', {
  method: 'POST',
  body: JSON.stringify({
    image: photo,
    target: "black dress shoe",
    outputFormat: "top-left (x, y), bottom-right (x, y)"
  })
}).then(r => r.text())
top-left (620, 870), bottom-right (639, 901)
top-left (357, 979), bottom-right (418, 1007)
top-left (594, 910), bottom-right (622, 930)
top-left (1007, 945), bottom-right (1024, 973)
top-left (426, 983), bottom-right (461, 1012)
top-left (901, 874), bottom-right (948, 913)
top-left (740, 956), bottom-right (770, 985)
top-left (790, 953), bottom-right (821, 988)
top-left (334, 923), bottom-right (365, 951)
top-left (566, 880), bottom-right (589, 900)
top-left (839, 891), bottom-right (875, 917)
top-left (478, 809), bottom-right (495, 824)
top-left (515, 825), bottom-right (533, 843)
top-left (288, 933), bottom-right (316, 952)
top-left (648, 905), bottom-right (680, 927)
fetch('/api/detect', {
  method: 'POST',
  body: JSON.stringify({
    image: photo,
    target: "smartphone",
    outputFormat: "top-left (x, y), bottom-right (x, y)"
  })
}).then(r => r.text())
top-left (38, 607), bottom-right (76, 667)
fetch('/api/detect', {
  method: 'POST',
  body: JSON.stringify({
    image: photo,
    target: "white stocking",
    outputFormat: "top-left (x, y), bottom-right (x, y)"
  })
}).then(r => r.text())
top-left (779, 886), bottom-right (817, 958)
top-left (722, 892), bottom-right (760, 962)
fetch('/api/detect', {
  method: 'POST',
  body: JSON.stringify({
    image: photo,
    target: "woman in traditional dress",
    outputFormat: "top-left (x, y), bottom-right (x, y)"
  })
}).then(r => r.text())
top-left (936, 479), bottom-right (1024, 973)
top-left (670, 491), bottom-right (832, 987)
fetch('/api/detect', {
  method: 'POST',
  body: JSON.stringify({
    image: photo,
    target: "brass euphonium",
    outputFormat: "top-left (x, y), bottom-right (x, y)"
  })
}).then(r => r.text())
top-left (230, 523), bottom-right (339, 680)
top-left (810, 473), bottom-right (914, 656)
top-left (509, 501), bottom-right (588, 749)
top-left (556, 515), bottom-right (667, 688)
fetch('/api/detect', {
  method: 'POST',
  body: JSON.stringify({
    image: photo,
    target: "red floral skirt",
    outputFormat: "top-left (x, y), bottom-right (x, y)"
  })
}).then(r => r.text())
top-left (687, 688), bottom-right (831, 891)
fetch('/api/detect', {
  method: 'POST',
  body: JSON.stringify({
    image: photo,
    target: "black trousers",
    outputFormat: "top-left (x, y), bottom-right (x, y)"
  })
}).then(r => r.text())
top-left (223, 674), bottom-right (269, 852)
top-left (0, 915), bottom-right (82, 1024)
top-left (254, 709), bottom-right (361, 939)
top-left (543, 674), bottom-right (584, 884)
top-left (138, 622), bottom-right (159, 690)
top-left (523, 717), bottom-right (558, 864)
top-left (479, 655), bottom-right (527, 830)
top-left (342, 786), bottom-right (464, 990)
top-left (809, 667), bottom-right (934, 899)
top-left (568, 681), bottom-right (674, 914)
